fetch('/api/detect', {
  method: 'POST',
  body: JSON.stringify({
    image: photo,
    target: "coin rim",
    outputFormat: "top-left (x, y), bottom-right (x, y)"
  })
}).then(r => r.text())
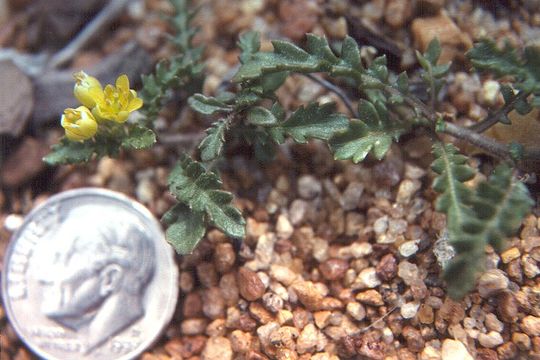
top-left (1, 188), bottom-right (179, 360)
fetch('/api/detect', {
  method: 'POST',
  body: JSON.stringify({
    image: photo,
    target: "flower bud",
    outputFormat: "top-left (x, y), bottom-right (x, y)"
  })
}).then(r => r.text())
top-left (73, 71), bottom-right (103, 108)
top-left (61, 106), bottom-right (98, 141)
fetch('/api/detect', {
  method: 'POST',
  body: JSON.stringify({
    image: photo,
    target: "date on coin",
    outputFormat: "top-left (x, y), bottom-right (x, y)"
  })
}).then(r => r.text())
top-left (2, 188), bottom-right (179, 360)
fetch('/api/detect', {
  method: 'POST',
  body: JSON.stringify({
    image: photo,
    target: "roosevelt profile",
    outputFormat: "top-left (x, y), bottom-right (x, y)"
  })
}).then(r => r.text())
top-left (37, 208), bottom-right (156, 354)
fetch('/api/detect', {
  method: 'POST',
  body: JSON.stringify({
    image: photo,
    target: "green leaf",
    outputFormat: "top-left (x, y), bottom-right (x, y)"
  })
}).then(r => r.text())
top-left (121, 126), bottom-right (156, 149)
top-left (431, 144), bottom-right (533, 299)
top-left (168, 156), bottom-right (245, 238)
top-left (269, 102), bottom-right (349, 144)
top-left (424, 38), bottom-right (441, 64)
top-left (162, 203), bottom-right (206, 254)
top-left (233, 34), bottom-right (363, 83)
top-left (329, 100), bottom-right (408, 162)
top-left (189, 94), bottom-right (233, 115)
top-left (431, 143), bottom-right (476, 228)
top-left (43, 138), bottom-right (95, 165)
top-left (198, 120), bottom-right (227, 161)
top-left (238, 31), bottom-right (261, 63)
top-left (468, 40), bottom-right (540, 97)
top-left (246, 106), bottom-right (277, 126)
top-left (469, 164), bottom-right (533, 251)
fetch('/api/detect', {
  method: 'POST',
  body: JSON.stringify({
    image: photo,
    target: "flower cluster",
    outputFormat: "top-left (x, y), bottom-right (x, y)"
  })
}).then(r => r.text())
top-left (61, 72), bottom-right (143, 141)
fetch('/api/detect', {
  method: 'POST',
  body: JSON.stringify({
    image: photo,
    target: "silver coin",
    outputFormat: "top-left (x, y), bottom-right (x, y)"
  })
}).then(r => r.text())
top-left (2, 188), bottom-right (179, 360)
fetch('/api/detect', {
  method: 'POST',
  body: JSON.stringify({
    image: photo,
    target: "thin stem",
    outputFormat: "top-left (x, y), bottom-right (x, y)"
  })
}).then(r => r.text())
top-left (468, 91), bottom-right (529, 133)
top-left (303, 74), bottom-right (358, 117)
top-left (47, 0), bottom-right (131, 69)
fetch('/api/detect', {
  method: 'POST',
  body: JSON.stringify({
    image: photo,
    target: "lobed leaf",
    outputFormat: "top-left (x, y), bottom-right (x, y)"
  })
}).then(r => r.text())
top-left (431, 144), bottom-right (533, 299)
top-left (168, 156), bottom-right (245, 239)
top-left (189, 94), bottom-right (232, 115)
top-left (269, 102), bottom-right (349, 144)
top-left (121, 126), bottom-right (156, 149)
top-left (198, 120), bottom-right (227, 161)
top-left (162, 203), bottom-right (206, 254)
top-left (329, 100), bottom-right (408, 162)
top-left (43, 139), bottom-right (95, 165)
top-left (233, 34), bottom-right (363, 83)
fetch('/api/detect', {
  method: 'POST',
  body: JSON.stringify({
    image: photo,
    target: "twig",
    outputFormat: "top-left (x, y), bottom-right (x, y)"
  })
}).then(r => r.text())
top-left (158, 132), bottom-right (205, 147)
top-left (46, 0), bottom-right (132, 70)
top-left (303, 74), bottom-right (358, 117)
top-left (468, 91), bottom-right (529, 133)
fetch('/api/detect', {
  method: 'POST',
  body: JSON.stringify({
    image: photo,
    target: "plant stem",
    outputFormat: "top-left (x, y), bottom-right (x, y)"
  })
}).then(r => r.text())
top-left (440, 122), bottom-right (540, 162)
top-left (303, 74), bottom-right (358, 117)
top-left (468, 91), bottom-right (529, 133)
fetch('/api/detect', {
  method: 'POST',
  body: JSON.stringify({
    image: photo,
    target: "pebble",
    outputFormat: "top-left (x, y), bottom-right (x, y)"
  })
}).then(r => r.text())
top-left (397, 261), bottom-right (420, 286)
top-left (229, 330), bottom-right (252, 353)
top-left (296, 324), bottom-right (319, 354)
top-left (396, 179), bottom-right (421, 205)
top-left (297, 175), bottom-right (322, 199)
top-left (411, 13), bottom-right (472, 63)
top-left (521, 316), bottom-right (540, 336)
top-left (399, 240), bottom-right (419, 258)
top-left (289, 199), bottom-right (308, 225)
top-left (418, 304), bottom-right (434, 324)
top-left (356, 290), bottom-right (384, 306)
top-left (512, 332), bottom-right (531, 351)
top-left (376, 254), bottom-right (397, 281)
top-left (270, 264), bottom-right (298, 286)
top-left (292, 281), bottom-right (324, 310)
top-left (478, 331), bottom-right (504, 348)
top-left (214, 243), bottom-right (236, 273)
top-left (203, 287), bottom-right (226, 319)
top-left (341, 182), bottom-right (364, 210)
top-left (484, 313), bottom-right (504, 332)
top-left (478, 269), bottom-right (509, 298)
top-left (501, 247), bottom-right (521, 264)
top-left (202, 336), bottom-right (232, 360)
top-left (276, 214), bottom-right (294, 240)
top-left (346, 302), bottom-right (366, 321)
top-left (441, 339), bottom-right (473, 360)
top-left (400, 302), bottom-right (420, 319)
top-left (256, 322), bottom-right (280, 348)
top-left (262, 292), bottom-right (284, 313)
top-left (373, 216), bottom-right (389, 234)
top-left (313, 310), bottom-right (332, 329)
top-left (522, 254), bottom-right (540, 278)
top-left (251, 233), bottom-right (277, 270)
top-left (319, 259), bottom-right (349, 280)
top-left (352, 267), bottom-right (381, 289)
top-left (182, 318), bottom-right (208, 335)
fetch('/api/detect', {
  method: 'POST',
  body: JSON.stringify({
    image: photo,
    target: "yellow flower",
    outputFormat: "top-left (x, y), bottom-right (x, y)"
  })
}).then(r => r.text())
top-left (61, 106), bottom-right (98, 141)
top-left (73, 71), bottom-right (103, 108)
top-left (91, 74), bottom-right (143, 123)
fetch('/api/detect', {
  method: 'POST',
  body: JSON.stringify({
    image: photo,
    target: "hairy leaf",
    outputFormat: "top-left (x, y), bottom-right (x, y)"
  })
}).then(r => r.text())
top-left (189, 94), bottom-right (232, 115)
top-left (468, 40), bottom-right (540, 95)
top-left (431, 144), bottom-right (533, 298)
top-left (43, 138), bottom-right (95, 165)
top-left (233, 34), bottom-right (363, 83)
top-left (121, 126), bottom-right (156, 149)
top-left (162, 203), bottom-right (206, 254)
top-left (199, 120), bottom-right (227, 161)
top-left (140, 0), bottom-right (204, 121)
top-left (431, 143), bottom-right (476, 228)
top-left (168, 156), bottom-right (245, 238)
top-left (238, 31), bottom-right (261, 63)
top-left (246, 106), bottom-right (278, 126)
top-left (329, 100), bottom-right (408, 162)
top-left (269, 102), bottom-right (349, 144)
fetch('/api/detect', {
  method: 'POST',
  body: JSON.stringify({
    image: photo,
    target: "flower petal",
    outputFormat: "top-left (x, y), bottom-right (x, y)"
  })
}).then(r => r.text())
top-left (116, 74), bottom-right (129, 92)
top-left (127, 97), bottom-right (143, 112)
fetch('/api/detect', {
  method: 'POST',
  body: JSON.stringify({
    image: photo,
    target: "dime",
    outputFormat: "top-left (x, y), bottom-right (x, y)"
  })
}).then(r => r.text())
top-left (2, 188), bottom-right (179, 360)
